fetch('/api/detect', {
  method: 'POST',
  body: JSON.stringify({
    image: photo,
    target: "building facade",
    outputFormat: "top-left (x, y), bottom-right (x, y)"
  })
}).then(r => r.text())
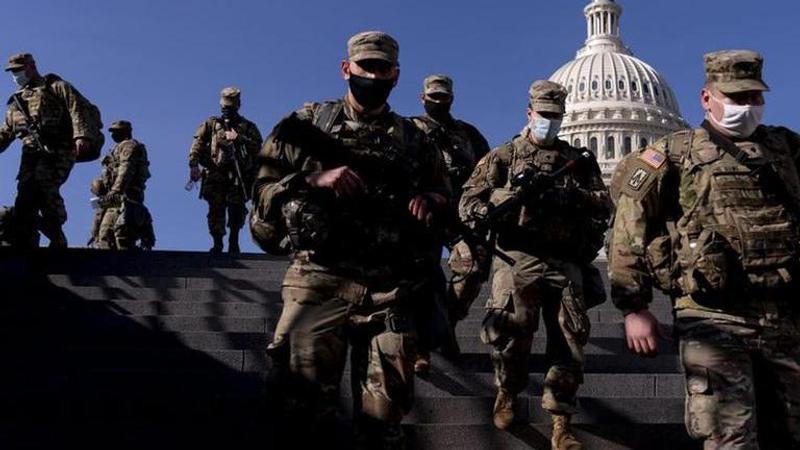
top-left (549, 0), bottom-right (688, 184)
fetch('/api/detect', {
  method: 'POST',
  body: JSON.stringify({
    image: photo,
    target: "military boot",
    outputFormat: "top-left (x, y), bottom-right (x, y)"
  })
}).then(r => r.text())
top-left (228, 229), bottom-right (240, 256)
top-left (492, 388), bottom-right (515, 430)
top-left (210, 234), bottom-right (224, 255)
top-left (551, 414), bottom-right (582, 450)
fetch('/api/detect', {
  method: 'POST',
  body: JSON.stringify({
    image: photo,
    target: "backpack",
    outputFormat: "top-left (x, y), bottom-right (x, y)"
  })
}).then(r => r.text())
top-left (44, 74), bottom-right (104, 163)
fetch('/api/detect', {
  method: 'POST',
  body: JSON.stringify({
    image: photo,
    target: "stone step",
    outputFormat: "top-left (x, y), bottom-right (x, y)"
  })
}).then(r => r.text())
top-left (404, 423), bottom-right (700, 450)
top-left (43, 273), bottom-right (280, 291)
top-left (45, 285), bottom-right (280, 303)
top-left (0, 421), bottom-right (701, 450)
top-left (0, 367), bottom-right (683, 401)
top-left (1, 313), bottom-right (271, 333)
top-left (0, 298), bottom-right (280, 317)
top-left (0, 247), bottom-right (287, 271)
top-left (0, 346), bottom-right (681, 374)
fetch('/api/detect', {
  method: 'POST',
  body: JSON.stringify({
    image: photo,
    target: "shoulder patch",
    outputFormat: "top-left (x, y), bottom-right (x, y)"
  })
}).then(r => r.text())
top-left (627, 167), bottom-right (651, 190)
top-left (639, 148), bottom-right (667, 169)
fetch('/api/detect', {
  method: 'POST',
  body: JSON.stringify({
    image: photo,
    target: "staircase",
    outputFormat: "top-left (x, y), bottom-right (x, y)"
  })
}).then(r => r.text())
top-left (0, 249), bottom-right (698, 449)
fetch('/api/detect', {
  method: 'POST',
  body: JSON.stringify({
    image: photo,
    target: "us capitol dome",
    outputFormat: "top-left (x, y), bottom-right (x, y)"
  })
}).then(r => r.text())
top-left (549, 0), bottom-right (688, 183)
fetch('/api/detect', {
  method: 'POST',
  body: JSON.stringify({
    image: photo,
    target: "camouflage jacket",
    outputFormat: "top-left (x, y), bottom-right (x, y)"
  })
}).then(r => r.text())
top-left (97, 139), bottom-right (151, 204)
top-left (411, 114), bottom-right (490, 200)
top-left (0, 74), bottom-right (96, 157)
top-left (608, 124), bottom-right (800, 318)
top-left (252, 98), bottom-right (451, 286)
top-left (459, 131), bottom-right (611, 263)
top-left (188, 115), bottom-right (262, 172)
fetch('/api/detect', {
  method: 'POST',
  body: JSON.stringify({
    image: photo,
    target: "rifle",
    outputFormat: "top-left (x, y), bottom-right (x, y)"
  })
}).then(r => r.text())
top-left (220, 117), bottom-right (251, 201)
top-left (450, 150), bottom-right (595, 265)
top-left (11, 93), bottom-right (52, 154)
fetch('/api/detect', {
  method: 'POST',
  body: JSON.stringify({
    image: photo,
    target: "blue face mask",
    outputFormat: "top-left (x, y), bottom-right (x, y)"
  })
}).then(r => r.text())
top-left (530, 116), bottom-right (562, 144)
top-left (11, 70), bottom-right (29, 87)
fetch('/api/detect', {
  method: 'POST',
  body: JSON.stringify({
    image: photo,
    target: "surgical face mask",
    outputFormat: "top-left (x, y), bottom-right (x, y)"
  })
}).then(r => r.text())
top-left (530, 116), bottom-right (562, 144)
top-left (11, 70), bottom-right (29, 87)
top-left (708, 94), bottom-right (764, 138)
top-left (348, 74), bottom-right (394, 111)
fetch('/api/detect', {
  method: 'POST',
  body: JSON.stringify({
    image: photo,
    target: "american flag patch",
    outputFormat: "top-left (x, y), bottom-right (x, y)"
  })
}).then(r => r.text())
top-left (639, 149), bottom-right (666, 169)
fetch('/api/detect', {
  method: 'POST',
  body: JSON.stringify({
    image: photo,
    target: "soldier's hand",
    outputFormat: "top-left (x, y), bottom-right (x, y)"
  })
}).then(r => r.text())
top-left (624, 309), bottom-right (667, 357)
top-left (305, 166), bottom-right (365, 198)
top-left (224, 130), bottom-right (239, 142)
top-left (190, 166), bottom-right (202, 182)
top-left (74, 138), bottom-right (91, 157)
top-left (408, 193), bottom-right (447, 225)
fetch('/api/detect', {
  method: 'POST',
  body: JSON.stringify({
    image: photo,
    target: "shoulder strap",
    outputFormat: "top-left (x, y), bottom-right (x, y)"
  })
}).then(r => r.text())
top-left (662, 129), bottom-right (694, 164)
top-left (311, 101), bottom-right (343, 134)
top-left (700, 120), bottom-right (751, 163)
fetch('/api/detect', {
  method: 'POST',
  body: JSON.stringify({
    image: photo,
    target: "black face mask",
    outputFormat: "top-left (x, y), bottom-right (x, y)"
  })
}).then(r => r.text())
top-left (110, 132), bottom-right (128, 144)
top-left (221, 106), bottom-right (239, 119)
top-left (348, 74), bottom-right (394, 111)
top-left (424, 101), bottom-right (452, 122)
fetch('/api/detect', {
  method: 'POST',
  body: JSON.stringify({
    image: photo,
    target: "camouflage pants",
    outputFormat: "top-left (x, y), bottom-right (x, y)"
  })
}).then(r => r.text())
top-left (201, 169), bottom-right (246, 237)
top-left (269, 263), bottom-right (417, 449)
top-left (14, 151), bottom-right (74, 247)
top-left (446, 239), bottom-right (490, 322)
top-left (677, 314), bottom-right (800, 449)
top-left (481, 251), bottom-right (588, 415)
top-left (94, 203), bottom-right (155, 250)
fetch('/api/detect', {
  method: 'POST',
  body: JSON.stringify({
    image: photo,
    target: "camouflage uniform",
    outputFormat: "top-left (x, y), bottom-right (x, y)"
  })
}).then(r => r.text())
top-left (0, 53), bottom-right (98, 248)
top-left (608, 51), bottom-right (800, 449)
top-left (460, 81), bottom-right (610, 436)
top-left (411, 74), bottom-right (491, 324)
top-left (252, 32), bottom-right (450, 449)
top-left (189, 87), bottom-right (262, 250)
top-left (90, 121), bottom-right (154, 250)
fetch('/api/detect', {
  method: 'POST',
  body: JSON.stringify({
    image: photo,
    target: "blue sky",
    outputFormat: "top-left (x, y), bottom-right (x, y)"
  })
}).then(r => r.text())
top-left (1, 0), bottom-right (798, 252)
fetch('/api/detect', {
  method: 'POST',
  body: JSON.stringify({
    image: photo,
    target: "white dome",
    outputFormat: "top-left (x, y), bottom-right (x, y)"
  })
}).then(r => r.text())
top-left (551, 52), bottom-right (682, 118)
top-left (548, 0), bottom-right (688, 183)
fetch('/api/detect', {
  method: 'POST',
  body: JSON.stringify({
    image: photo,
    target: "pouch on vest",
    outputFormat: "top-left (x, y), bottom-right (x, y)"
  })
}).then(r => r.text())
top-left (646, 231), bottom-right (680, 295)
top-left (678, 229), bottom-right (736, 306)
top-left (731, 206), bottom-right (798, 290)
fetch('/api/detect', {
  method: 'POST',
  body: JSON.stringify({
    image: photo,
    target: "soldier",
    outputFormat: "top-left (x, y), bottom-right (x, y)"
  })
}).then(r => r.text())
top-left (411, 74), bottom-right (491, 373)
top-left (460, 80), bottom-right (611, 448)
top-left (608, 50), bottom-right (800, 449)
top-left (89, 120), bottom-right (154, 250)
top-left (188, 87), bottom-right (262, 255)
top-left (0, 53), bottom-right (99, 248)
top-left (250, 31), bottom-right (450, 448)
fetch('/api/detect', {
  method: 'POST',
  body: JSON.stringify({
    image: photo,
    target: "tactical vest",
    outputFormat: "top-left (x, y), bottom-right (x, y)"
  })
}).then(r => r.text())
top-left (103, 140), bottom-right (150, 202)
top-left (206, 117), bottom-right (249, 168)
top-left (498, 138), bottom-right (604, 262)
top-left (413, 116), bottom-right (478, 194)
top-left (674, 127), bottom-right (800, 301)
top-left (296, 101), bottom-right (437, 274)
top-left (10, 78), bottom-right (69, 151)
